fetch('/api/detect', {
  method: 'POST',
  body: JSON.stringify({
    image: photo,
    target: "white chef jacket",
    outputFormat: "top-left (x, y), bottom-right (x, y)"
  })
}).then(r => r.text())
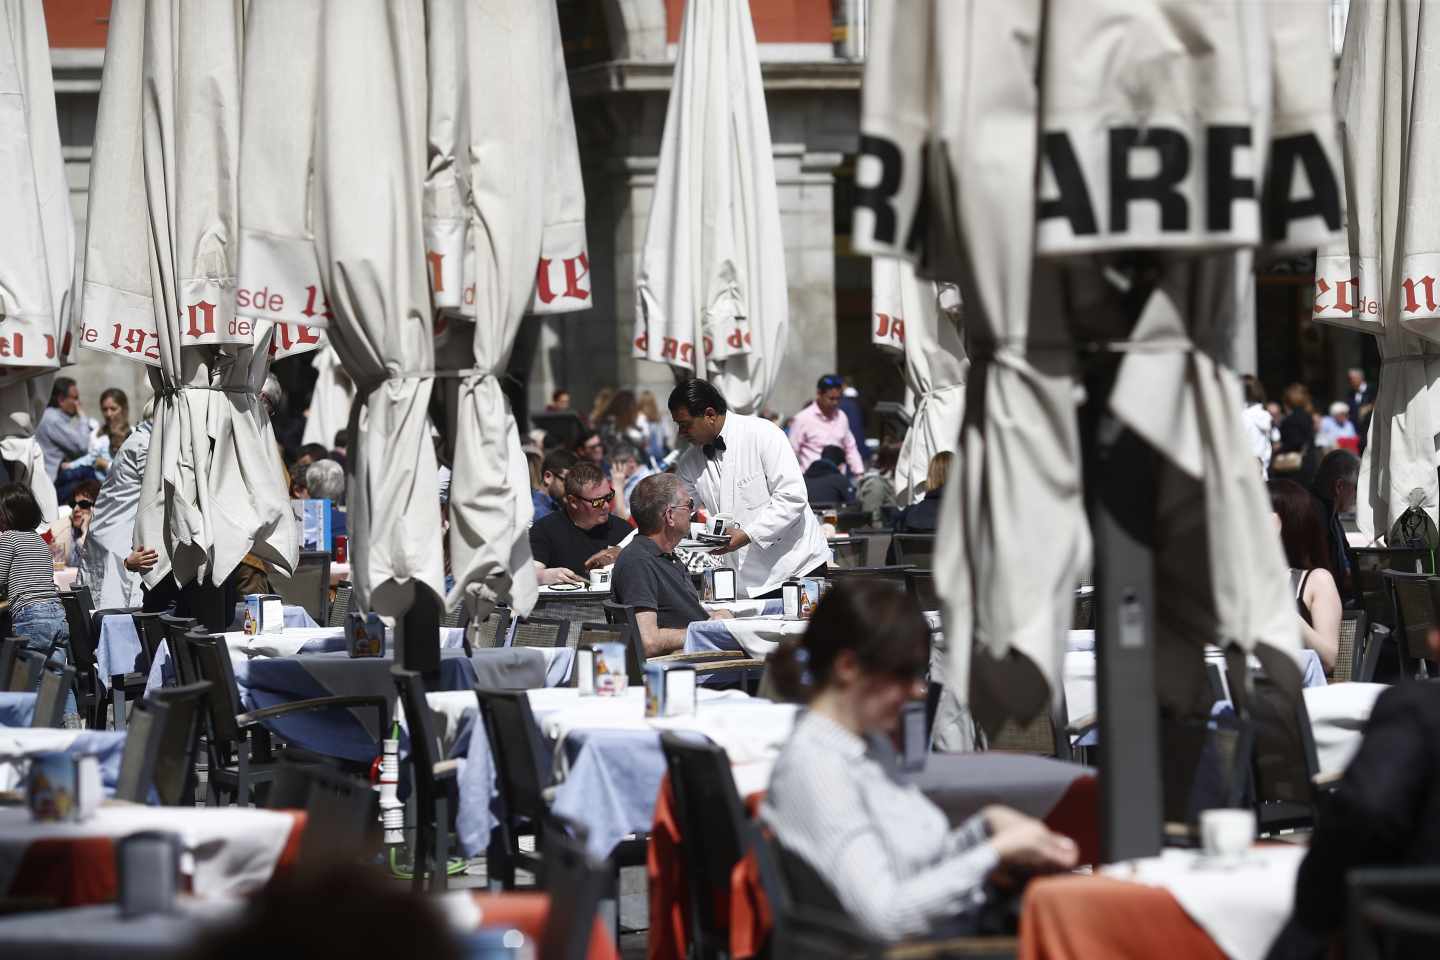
top-left (676, 412), bottom-right (831, 598)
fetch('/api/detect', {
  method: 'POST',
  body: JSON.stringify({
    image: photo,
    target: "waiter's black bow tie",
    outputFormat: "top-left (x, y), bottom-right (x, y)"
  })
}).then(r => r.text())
top-left (703, 436), bottom-right (727, 459)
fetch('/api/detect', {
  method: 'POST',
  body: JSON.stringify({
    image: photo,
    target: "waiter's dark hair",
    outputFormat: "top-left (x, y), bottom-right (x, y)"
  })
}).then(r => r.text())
top-left (768, 581), bottom-right (929, 703)
top-left (667, 379), bottom-right (728, 417)
top-left (0, 483), bottom-right (43, 532)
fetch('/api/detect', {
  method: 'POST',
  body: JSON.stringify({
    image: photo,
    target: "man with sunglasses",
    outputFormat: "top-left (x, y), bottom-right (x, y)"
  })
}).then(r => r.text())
top-left (612, 474), bottom-right (735, 656)
top-left (788, 374), bottom-right (865, 479)
top-left (528, 461), bottom-right (632, 586)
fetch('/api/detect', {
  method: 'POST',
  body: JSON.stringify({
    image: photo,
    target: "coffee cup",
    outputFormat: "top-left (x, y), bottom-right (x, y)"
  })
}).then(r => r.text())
top-left (589, 567), bottom-right (611, 590)
top-left (708, 513), bottom-right (735, 538)
top-left (1199, 808), bottom-right (1254, 863)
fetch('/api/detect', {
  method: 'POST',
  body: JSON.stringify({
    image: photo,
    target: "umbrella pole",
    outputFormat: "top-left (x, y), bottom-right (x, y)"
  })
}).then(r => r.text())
top-left (396, 590), bottom-right (442, 689)
top-left (1080, 362), bottom-right (1165, 863)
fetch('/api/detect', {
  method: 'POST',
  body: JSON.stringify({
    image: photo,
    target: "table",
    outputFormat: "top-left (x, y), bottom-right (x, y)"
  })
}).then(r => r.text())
top-left (145, 624), bottom-right (471, 693)
top-left (0, 729), bottom-right (127, 793)
top-left (0, 693), bottom-right (36, 727)
top-left (235, 647), bottom-right (557, 762)
top-left (1304, 681), bottom-right (1386, 776)
top-left (1021, 846), bottom-right (1306, 960)
top-left (95, 605), bottom-right (317, 691)
top-left (0, 805), bottom-right (304, 906)
top-left (467, 891), bottom-right (618, 960)
top-left (457, 688), bottom-right (798, 859)
top-left (0, 899), bottom-right (244, 960)
top-left (684, 616), bottom-right (808, 659)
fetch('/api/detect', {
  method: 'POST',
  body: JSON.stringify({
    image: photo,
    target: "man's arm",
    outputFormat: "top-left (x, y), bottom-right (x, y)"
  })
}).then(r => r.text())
top-left (741, 421), bottom-right (811, 549)
top-left (634, 609), bottom-right (686, 657)
top-left (842, 427), bottom-right (865, 478)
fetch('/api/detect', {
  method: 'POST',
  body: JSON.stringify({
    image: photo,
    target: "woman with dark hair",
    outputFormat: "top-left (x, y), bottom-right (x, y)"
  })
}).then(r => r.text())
top-left (0, 482), bottom-right (73, 719)
top-left (1268, 478), bottom-right (1341, 672)
top-left (762, 581), bottom-right (1077, 942)
top-left (37, 377), bottom-right (102, 502)
top-left (95, 388), bottom-right (131, 456)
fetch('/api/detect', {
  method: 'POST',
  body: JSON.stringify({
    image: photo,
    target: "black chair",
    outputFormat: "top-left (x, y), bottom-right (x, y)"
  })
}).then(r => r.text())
top-left (266, 760), bottom-right (379, 869)
top-left (829, 536), bottom-right (869, 570)
top-left (272, 550), bottom-right (331, 625)
top-left (6, 649), bottom-right (44, 693)
top-left (850, 527), bottom-right (894, 568)
top-left (825, 566), bottom-right (912, 591)
top-left (326, 582), bottom-right (353, 628)
top-left (904, 569), bottom-right (939, 612)
top-left (146, 681), bottom-right (212, 805)
top-left (1348, 546), bottom-right (1432, 606)
top-left (1249, 673), bottom-right (1324, 836)
top-left (1384, 572), bottom-right (1434, 680)
top-left (58, 590), bottom-right (101, 726)
top-left (473, 606), bottom-right (513, 650)
top-left (159, 615), bottom-right (199, 687)
top-left (188, 630), bottom-right (388, 806)
top-left (752, 829), bottom-right (1018, 959)
top-left (474, 687), bottom-right (561, 890)
top-left (532, 593), bottom-right (609, 631)
top-left (0, 638), bottom-right (24, 692)
top-left (1357, 624), bottom-right (1390, 684)
top-left (889, 534), bottom-right (935, 569)
top-left (113, 699), bottom-right (168, 803)
top-left (1334, 609), bottom-right (1367, 683)
top-left (512, 616), bottom-right (571, 650)
top-left (659, 733), bottom-right (754, 960)
top-left (103, 610), bottom-right (157, 731)
top-left (1346, 867), bottom-right (1440, 960)
top-left (539, 826), bottom-right (611, 960)
top-left (393, 667), bottom-right (458, 891)
top-left (31, 664), bottom-right (75, 727)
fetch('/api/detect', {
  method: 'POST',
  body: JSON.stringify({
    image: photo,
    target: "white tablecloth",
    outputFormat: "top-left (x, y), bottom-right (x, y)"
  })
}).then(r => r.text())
top-left (1100, 845), bottom-right (1306, 960)
top-left (684, 616), bottom-right (810, 659)
top-left (0, 730), bottom-right (128, 793)
top-left (1303, 682), bottom-right (1386, 776)
top-left (0, 805), bottom-right (299, 899)
top-left (0, 899), bottom-right (244, 960)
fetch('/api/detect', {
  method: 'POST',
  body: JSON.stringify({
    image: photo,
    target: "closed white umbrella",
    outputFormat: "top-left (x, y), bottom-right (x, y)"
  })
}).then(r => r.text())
top-left (859, 0), bottom-right (1337, 733)
top-left (81, 0), bottom-right (296, 596)
top-left (870, 257), bottom-right (967, 507)
top-left (301, 344), bottom-right (353, 451)
top-left (0, 2), bottom-right (73, 520)
top-left (633, 0), bottom-right (787, 415)
top-left (236, 0), bottom-right (444, 616)
top-left (428, 0), bottom-right (591, 621)
top-left (1313, 1), bottom-right (1440, 543)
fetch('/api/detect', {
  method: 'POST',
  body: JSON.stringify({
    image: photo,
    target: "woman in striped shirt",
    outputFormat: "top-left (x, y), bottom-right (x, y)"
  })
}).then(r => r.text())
top-left (761, 581), bottom-right (1078, 941)
top-left (0, 483), bottom-right (73, 721)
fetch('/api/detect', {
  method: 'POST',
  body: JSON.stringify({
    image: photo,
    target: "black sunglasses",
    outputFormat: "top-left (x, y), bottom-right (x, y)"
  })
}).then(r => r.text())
top-left (73, 499), bottom-right (94, 511)
top-left (574, 490), bottom-right (615, 509)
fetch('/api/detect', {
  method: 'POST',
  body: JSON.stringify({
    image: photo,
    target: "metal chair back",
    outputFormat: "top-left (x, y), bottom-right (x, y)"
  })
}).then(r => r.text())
top-left (31, 663), bottom-right (74, 727)
top-left (472, 607), bottom-right (512, 649)
top-left (538, 828), bottom-right (609, 960)
top-left (1384, 571), bottom-right (1434, 680)
top-left (890, 534), bottom-right (935, 569)
top-left (114, 699), bottom-right (167, 802)
top-left (147, 681), bottom-right (211, 805)
top-left (512, 616), bottom-right (570, 650)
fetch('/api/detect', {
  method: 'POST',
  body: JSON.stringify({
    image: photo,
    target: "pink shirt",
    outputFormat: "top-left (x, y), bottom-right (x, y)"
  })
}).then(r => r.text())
top-left (789, 402), bottom-right (864, 477)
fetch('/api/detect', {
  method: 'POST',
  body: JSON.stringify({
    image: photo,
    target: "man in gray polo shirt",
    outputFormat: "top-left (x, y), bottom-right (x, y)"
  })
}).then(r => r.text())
top-left (612, 473), bottom-right (733, 656)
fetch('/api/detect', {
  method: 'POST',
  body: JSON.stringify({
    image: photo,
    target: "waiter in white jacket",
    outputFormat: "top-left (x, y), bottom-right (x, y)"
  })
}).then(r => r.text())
top-left (669, 379), bottom-right (830, 598)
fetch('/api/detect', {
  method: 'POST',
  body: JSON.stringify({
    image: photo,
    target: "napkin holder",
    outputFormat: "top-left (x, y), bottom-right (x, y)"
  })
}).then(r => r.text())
top-left (701, 568), bottom-right (737, 603)
top-left (645, 662), bottom-right (697, 718)
top-left (575, 645), bottom-right (596, 696)
top-left (27, 752), bottom-right (101, 822)
top-left (781, 578), bottom-right (821, 620)
top-left (592, 641), bottom-right (628, 696)
top-left (117, 831), bottom-right (182, 918)
top-left (243, 593), bottom-right (285, 636)
top-left (291, 497), bottom-right (334, 553)
top-left (345, 611), bottom-right (386, 658)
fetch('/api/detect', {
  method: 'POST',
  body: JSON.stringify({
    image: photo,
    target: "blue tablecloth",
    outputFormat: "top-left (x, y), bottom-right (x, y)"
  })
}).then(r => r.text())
top-left (0, 693), bottom-right (36, 727)
top-left (95, 605), bottom-right (317, 690)
top-left (235, 647), bottom-right (557, 764)
top-left (0, 729), bottom-right (128, 794)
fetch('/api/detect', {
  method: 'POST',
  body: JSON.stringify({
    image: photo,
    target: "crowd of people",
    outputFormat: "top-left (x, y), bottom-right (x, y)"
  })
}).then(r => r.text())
top-left (1242, 368), bottom-right (1374, 481)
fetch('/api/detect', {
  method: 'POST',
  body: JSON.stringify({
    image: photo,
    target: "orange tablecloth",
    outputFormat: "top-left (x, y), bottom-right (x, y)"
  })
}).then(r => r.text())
top-left (1018, 874), bottom-right (1226, 960)
top-left (7, 811), bottom-right (306, 908)
top-left (648, 766), bottom-right (1100, 960)
top-left (471, 891), bottom-right (618, 960)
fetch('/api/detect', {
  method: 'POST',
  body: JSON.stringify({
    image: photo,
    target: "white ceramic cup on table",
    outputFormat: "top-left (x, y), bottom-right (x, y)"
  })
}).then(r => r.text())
top-left (708, 513), bottom-right (735, 538)
top-left (589, 567), bottom-right (611, 590)
top-left (1199, 808), bottom-right (1255, 863)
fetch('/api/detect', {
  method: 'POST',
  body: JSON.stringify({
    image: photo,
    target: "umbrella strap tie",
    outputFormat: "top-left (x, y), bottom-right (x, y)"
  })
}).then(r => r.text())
top-left (386, 368), bottom-right (497, 380)
top-left (157, 384), bottom-right (254, 399)
top-left (1381, 355), bottom-right (1433, 365)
